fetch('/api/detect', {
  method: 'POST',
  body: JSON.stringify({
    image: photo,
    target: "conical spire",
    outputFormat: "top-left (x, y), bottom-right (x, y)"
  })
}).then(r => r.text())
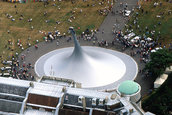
top-left (69, 27), bottom-right (84, 59)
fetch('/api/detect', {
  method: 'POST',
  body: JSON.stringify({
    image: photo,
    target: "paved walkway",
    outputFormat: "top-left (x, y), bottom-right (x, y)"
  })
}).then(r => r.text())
top-left (19, 0), bottom-right (154, 96)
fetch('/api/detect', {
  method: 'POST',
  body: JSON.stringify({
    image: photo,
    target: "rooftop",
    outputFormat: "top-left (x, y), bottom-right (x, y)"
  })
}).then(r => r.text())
top-left (0, 77), bottom-right (149, 115)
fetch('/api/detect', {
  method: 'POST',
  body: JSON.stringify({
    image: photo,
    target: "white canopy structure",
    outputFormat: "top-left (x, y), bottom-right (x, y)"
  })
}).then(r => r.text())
top-left (165, 66), bottom-right (172, 74)
top-left (35, 28), bottom-right (138, 90)
top-left (154, 74), bottom-right (168, 88)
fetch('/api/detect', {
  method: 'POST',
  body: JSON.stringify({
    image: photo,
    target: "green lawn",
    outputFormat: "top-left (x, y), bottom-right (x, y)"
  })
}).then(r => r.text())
top-left (126, 0), bottom-right (172, 46)
top-left (0, 0), bottom-right (110, 63)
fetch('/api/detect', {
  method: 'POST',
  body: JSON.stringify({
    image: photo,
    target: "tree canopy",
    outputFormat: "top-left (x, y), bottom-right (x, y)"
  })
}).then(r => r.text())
top-left (145, 49), bottom-right (172, 79)
top-left (142, 73), bottom-right (172, 115)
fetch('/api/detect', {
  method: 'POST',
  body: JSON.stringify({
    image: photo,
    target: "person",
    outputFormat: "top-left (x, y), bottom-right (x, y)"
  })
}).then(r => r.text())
top-left (56, 41), bottom-right (59, 46)
top-left (36, 40), bottom-right (39, 43)
top-left (27, 49), bottom-right (29, 53)
top-left (31, 26), bottom-right (33, 30)
top-left (105, 42), bottom-right (108, 48)
top-left (44, 11), bottom-right (47, 16)
top-left (35, 45), bottom-right (38, 49)
top-left (102, 29), bottom-right (104, 34)
top-left (125, 3), bottom-right (128, 8)
top-left (31, 75), bottom-right (34, 80)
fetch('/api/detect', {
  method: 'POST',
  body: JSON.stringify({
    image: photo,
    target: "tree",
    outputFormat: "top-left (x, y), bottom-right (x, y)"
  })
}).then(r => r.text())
top-left (142, 73), bottom-right (172, 115)
top-left (145, 49), bottom-right (172, 79)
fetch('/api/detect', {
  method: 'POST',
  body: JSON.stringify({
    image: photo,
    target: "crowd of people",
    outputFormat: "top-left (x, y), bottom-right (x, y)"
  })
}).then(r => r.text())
top-left (12, 54), bottom-right (34, 80)
top-left (0, 53), bottom-right (34, 80)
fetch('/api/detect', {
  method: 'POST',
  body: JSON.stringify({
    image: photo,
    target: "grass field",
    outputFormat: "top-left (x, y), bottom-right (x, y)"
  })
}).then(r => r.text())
top-left (0, 0), bottom-right (110, 63)
top-left (126, 0), bottom-right (172, 46)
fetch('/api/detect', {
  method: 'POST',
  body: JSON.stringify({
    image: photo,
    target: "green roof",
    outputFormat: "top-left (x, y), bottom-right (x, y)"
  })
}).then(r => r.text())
top-left (118, 80), bottom-right (139, 95)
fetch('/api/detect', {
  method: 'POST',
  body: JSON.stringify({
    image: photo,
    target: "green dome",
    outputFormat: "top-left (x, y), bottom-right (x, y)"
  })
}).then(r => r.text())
top-left (118, 80), bottom-right (139, 95)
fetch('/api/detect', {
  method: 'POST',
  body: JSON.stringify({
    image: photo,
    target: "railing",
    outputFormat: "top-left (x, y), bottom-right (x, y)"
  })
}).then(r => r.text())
top-left (0, 92), bottom-right (25, 99)
top-left (26, 103), bottom-right (56, 110)
top-left (20, 87), bottom-right (31, 115)
top-left (55, 93), bottom-right (65, 115)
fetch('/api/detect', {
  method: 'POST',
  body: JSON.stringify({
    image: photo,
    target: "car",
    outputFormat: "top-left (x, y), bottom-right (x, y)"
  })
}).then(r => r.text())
top-left (155, 47), bottom-right (162, 50)
top-left (124, 32), bottom-right (135, 40)
top-left (151, 49), bottom-right (156, 53)
top-left (1, 67), bottom-right (5, 71)
top-left (128, 32), bottom-right (136, 39)
top-left (130, 36), bottom-right (140, 47)
top-left (2, 60), bottom-right (12, 65)
top-left (124, 10), bottom-right (131, 16)
top-left (151, 47), bottom-right (162, 53)
top-left (0, 67), bottom-right (11, 71)
top-left (146, 37), bottom-right (153, 42)
top-left (3, 73), bottom-right (10, 77)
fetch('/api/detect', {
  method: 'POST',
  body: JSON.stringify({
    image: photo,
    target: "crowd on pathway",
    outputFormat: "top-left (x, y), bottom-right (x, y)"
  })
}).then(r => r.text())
top-left (0, 53), bottom-right (34, 80)
top-left (12, 54), bottom-right (34, 80)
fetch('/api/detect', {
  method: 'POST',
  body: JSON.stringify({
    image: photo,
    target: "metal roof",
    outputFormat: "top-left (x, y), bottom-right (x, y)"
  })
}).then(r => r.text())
top-left (29, 82), bottom-right (63, 97)
top-left (66, 87), bottom-right (111, 99)
top-left (0, 77), bottom-right (30, 88)
top-left (24, 109), bottom-right (54, 115)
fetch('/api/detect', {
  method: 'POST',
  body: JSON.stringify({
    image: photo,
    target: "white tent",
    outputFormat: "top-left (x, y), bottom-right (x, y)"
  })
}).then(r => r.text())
top-left (165, 66), bottom-right (172, 74)
top-left (154, 74), bottom-right (168, 88)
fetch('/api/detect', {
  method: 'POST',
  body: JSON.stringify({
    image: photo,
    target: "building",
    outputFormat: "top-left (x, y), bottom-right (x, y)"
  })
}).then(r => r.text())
top-left (0, 76), bottom-right (155, 115)
top-left (117, 80), bottom-right (141, 108)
